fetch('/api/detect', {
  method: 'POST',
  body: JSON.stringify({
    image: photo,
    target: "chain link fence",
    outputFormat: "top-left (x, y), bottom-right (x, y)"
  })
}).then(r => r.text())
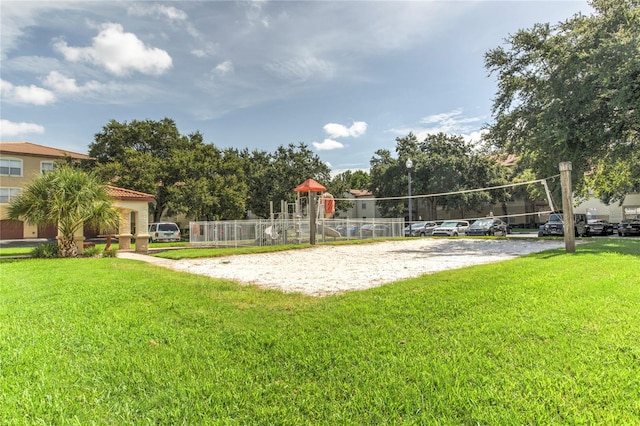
top-left (188, 218), bottom-right (405, 247)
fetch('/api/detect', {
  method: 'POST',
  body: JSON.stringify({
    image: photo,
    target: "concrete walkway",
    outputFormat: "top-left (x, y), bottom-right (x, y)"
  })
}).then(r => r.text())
top-left (116, 251), bottom-right (178, 269)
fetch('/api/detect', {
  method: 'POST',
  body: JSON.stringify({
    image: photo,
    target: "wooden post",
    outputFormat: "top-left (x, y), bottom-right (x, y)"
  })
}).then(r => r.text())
top-left (559, 162), bottom-right (575, 253)
top-left (309, 191), bottom-right (317, 245)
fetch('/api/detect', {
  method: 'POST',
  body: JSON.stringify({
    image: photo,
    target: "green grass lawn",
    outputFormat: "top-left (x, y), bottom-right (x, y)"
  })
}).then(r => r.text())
top-left (1, 239), bottom-right (639, 424)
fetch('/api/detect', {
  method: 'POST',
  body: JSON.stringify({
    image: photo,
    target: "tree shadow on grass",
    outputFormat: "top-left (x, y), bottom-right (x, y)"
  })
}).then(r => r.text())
top-left (534, 239), bottom-right (640, 259)
top-left (575, 239), bottom-right (640, 258)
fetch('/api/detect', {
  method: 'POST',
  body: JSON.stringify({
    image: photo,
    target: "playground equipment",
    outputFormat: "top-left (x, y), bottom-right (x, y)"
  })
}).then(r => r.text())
top-left (263, 178), bottom-right (339, 244)
top-left (317, 193), bottom-right (339, 237)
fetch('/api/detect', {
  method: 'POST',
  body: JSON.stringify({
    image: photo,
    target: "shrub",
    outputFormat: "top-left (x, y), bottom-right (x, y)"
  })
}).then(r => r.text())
top-left (31, 242), bottom-right (59, 258)
top-left (82, 246), bottom-right (103, 257)
top-left (102, 248), bottom-right (117, 258)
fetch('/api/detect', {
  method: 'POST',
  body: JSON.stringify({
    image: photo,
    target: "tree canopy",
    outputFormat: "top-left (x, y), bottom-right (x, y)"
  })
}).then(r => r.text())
top-left (485, 0), bottom-right (640, 204)
top-left (89, 119), bottom-right (330, 220)
top-left (240, 143), bottom-right (331, 218)
top-left (8, 165), bottom-right (118, 257)
top-left (89, 119), bottom-right (248, 221)
top-left (370, 133), bottom-right (510, 220)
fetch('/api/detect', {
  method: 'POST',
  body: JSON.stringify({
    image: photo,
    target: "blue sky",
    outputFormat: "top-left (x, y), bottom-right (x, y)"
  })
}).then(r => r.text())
top-left (1, 0), bottom-right (591, 173)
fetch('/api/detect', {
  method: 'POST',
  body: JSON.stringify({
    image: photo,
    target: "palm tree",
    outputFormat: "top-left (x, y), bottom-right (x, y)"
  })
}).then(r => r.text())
top-left (8, 165), bottom-right (119, 257)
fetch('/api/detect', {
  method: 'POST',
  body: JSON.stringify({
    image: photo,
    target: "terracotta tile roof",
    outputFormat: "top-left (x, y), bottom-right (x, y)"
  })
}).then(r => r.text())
top-left (0, 141), bottom-right (90, 160)
top-left (107, 185), bottom-right (155, 202)
top-left (350, 189), bottom-right (373, 197)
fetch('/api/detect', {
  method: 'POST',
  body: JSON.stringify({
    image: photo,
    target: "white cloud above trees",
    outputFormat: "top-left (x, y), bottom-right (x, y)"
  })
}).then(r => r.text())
top-left (0, 119), bottom-right (45, 137)
top-left (53, 23), bottom-right (173, 76)
top-left (42, 71), bottom-right (104, 94)
top-left (1, 79), bottom-right (55, 105)
top-left (313, 139), bottom-right (344, 151)
top-left (313, 121), bottom-right (367, 151)
top-left (390, 109), bottom-right (487, 144)
top-left (323, 121), bottom-right (367, 138)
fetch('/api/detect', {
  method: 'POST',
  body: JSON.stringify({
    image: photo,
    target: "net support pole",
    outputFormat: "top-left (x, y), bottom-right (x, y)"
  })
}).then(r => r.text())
top-left (542, 179), bottom-right (555, 212)
top-left (559, 162), bottom-right (575, 253)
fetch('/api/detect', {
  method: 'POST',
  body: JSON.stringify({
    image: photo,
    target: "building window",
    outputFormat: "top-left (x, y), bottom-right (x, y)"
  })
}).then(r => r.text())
top-left (362, 202), bottom-right (367, 210)
top-left (41, 161), bottom-right (55, 174)
top-left (0, 188), bottom-right (21, 204)
top-left (0, 159), bottom-right (22, 176)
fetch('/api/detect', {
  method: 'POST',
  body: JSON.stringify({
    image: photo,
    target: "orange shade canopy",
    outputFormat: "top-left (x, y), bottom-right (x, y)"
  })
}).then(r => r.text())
top-left (294, 178), bottom-right (327, 193)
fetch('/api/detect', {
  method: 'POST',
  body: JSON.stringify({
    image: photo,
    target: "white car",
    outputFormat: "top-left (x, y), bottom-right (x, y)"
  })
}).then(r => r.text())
top-left (432, 220), bottom-right (469, 237)
top-left (149, 222), bottom-right (181, 242)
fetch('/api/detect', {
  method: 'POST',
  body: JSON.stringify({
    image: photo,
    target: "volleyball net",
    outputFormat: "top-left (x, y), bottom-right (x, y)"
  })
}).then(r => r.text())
top-left (332, 175), bottom-right (561, 227)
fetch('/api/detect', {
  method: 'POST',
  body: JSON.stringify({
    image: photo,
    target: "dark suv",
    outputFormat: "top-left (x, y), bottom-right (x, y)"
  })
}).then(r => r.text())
top-left (618, 215), bottom-right (640, 237)
top-left (538, 213), bottom-right (587, 237)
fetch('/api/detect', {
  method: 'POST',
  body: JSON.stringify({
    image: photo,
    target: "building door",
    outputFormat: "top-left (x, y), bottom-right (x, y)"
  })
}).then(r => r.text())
top-left (0, 219), bottom-right (24, 239)
top-left (38, 222), bottom-right (58, 238)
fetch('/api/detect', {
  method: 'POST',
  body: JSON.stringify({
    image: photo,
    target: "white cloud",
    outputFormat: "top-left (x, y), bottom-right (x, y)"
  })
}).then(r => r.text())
top-left (214, 60), bottom-right (234, 75)
top-left (419, 108), bottom-right (481, 132)
top-left (348, 121), bottom-right (367, 137)
top-left (42, 71), bottom-right (80, 93)
top-left (323, 121), bottom-right (367, 138)
top-left (390, 109), bottom-right (486, 143)
top-left (264, 55), bottom-right (335, 81)
top-left (245, 0), bottom-right (270, 28)
top-left (463, 129), bottom-right (489, 144)
top-left (127, 3), bottom-right (199, 38)
top-left (191, 42), bottom-right (219, 59)
top-left (313, 139), bottom-right (344, 151)
top-left (0, 80), bottom-right (13, 97)
top-left (0, 119), bottom-right (45, 137)
top-left (128, 4), bottom-right (187, 21)
top-left (53, 22), bottom-right (173, 76)
top-left (42, 71), bottom-right (104, 94)
top-left (1, 79), bottom-right (56, 105)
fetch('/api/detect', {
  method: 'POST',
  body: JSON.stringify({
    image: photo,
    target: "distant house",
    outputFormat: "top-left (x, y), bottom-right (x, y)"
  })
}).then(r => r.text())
top-left (575, 193), bottom-right (640, 223)
top-left (340, 190), bottom-right (382, 220)
top-left (0, 142), bottom-right (153, 253)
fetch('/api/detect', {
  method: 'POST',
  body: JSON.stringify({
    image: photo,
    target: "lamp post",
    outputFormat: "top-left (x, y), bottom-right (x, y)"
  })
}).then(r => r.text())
top-left (406, 158), bottom-right (413, 237)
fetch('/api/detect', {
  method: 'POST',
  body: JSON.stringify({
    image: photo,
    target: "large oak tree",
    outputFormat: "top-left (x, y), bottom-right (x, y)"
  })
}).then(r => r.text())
top-left (88, 119), bottom-right (247, 221)
top-left (370, 133), bottom-right (510, 220)
top-left (485, 0), bottom-right (639, 204)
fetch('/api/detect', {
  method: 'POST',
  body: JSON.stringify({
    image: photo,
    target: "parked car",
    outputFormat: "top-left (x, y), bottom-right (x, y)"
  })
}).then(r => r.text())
top-left (432, 220), bottom-right (469, 237)
top-left (538, 213), bottom-right (587, 237)
top-left (584, 219), bottom-right (614, 236)
top-left (360, 224), bottom-right (390, 237)
top-left (149, 222), bottom-right (181, 242)
top-left (336, 224), bottom-right (359, 236)
top-left (617, 215), bottom-right (640, 237)
top-left (404, 221), bottom-right (438, 237)
top-left (466, 218), bottom-right (509, 236)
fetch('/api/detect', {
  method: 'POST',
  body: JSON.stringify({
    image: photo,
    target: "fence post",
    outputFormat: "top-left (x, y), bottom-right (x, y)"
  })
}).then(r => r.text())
top-left (309, 191), bottom-right (317, 245)
top-left (559, 162), bottom-right (575, 253)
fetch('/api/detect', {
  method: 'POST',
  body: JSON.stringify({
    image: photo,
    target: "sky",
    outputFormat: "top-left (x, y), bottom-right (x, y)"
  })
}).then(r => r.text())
top-left (1, 0), bottom-right (593, 174)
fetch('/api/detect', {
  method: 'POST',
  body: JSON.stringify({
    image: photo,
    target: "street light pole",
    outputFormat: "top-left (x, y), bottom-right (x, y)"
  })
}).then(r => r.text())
top-left (406, 158), bottom-right (413, 237)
